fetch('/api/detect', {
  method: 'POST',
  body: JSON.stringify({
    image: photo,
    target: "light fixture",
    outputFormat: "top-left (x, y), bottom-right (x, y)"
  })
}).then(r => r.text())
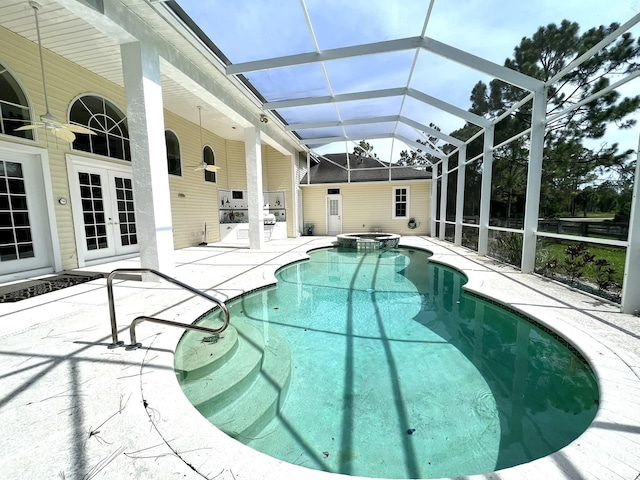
top-left (260, 114), bottom-right (268, 124)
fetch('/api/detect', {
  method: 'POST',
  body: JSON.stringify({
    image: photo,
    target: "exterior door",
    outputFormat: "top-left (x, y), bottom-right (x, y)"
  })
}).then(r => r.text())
top-left (326, 195), bottom-right (342, 235)
top-left (71, 164), bottom-right (139, 263)
top-left (0, 151), bottom-right (52, 277)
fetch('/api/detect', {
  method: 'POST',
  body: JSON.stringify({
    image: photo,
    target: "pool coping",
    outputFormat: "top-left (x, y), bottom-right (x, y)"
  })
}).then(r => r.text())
top-left (140, 238), bottom-right (640, 480)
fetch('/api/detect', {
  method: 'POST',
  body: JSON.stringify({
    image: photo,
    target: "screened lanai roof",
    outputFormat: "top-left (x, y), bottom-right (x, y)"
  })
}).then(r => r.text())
top-left (168, 0), bottom-right (640, 163)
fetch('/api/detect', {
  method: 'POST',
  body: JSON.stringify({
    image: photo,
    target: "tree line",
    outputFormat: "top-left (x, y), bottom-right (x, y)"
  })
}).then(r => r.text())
top-left (394, 19), bottom-right (640, 222)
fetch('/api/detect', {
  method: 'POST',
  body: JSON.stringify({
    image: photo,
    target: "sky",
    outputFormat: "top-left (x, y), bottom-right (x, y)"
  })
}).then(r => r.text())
top-left (176, 0), bottom-right (640, 163)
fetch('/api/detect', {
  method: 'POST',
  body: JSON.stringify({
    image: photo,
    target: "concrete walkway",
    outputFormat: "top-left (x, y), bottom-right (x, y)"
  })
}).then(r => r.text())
top-left (0, 236), bottom-right (638, 480)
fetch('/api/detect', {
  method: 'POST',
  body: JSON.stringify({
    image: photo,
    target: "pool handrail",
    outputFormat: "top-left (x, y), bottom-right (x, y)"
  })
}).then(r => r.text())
top-left (106, 268), bottom-right (230, 348)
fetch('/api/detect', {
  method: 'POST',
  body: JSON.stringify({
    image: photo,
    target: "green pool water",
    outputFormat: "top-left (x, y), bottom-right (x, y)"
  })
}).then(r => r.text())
top-left (178, 247), bottom-right (598, 479)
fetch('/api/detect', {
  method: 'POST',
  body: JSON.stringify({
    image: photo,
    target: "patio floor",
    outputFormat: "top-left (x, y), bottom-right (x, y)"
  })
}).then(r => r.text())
top-left (0, 236), bottom-right (638, 480)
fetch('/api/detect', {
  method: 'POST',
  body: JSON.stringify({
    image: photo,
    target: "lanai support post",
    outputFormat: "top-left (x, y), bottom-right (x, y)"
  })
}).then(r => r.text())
top-left (478, 125), bottom-right (494, 255)
top-left (621, 137), bottom-right (640, 314)
top-left (439, 157), bottom-right (449, 240)
top-left (454, 145), bottom-right (466, 245)
top-left (245, 124), bottom-right (265, 250)
top-left (430, 163), bottom-right (438, 237)
top-left (521, 88), bottom-right (547, 273)
top-left (121, 41), bottom-right (175, 274)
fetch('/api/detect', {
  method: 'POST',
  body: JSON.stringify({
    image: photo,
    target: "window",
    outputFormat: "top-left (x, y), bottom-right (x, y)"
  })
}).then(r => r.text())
top-left (0, 161), bottom-right (34, 260)
top-left (70, 95), bottom-right (130, 160)
top-left (203, 145), bottom-right (216, 183)
top-left (165, 130), bottom-right (181, 176)
top-left (0, 63), bottom-right (33, 140)
top-left (327, 188), bottom-right (340, 194)
top-left (393, 187), bottom-right (409, 218)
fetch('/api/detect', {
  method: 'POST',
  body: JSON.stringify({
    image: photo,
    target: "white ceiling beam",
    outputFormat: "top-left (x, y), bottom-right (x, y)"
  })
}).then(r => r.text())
top-left (302, 132), bottom-right (393, 145)
top-left (227, 35), bottom-right (541, 92)
top-left (227, 37), bottom-right (423, 75)
top-left (268, 87), bottom-right (488, 128)
top-left (395, 134), bottom-right (445, 160)
top-left (302, 132), bottom-right (444, 160)
top-left (419, 37), bottom-right (543, 92)
top-left (287, 114), bottom-right (464, 148)
top-left (264, 87), bottom-right (406, 110)
top-left (285, 116), bottom-right (399, 131)
top-left (407, 88), bottom-right (490, 127)
top-left (397, 116), bottom-right (464, 146)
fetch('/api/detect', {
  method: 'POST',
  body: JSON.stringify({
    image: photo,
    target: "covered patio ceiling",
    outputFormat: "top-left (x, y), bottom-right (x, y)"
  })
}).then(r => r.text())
top-left (165, 0), bottom-right (639, 163)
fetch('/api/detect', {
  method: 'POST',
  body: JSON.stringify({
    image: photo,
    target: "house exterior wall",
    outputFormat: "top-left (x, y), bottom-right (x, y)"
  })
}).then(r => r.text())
top-left (262, 146), bottom-right (295, 237)
top-left (164, 110), bottom-right (228, 247)
top-left (1, 26), bottom-right (298, 275)
top-left (302, 181), bottom-right (431, 236)
top-left (1, 27), bottom-right (129, 271)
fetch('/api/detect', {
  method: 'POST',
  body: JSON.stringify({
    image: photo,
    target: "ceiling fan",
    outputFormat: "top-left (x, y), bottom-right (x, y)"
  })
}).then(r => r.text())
top-left (14, 1), bottom-right (96, 143)
top-left (192, 106), bottom-right (221, 173)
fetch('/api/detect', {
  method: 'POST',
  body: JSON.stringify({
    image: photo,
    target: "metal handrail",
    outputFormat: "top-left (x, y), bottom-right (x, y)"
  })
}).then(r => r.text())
top-left (107, 268), bottom-right (230, 348)
top-left (127, 315), bottom-right (224, 348)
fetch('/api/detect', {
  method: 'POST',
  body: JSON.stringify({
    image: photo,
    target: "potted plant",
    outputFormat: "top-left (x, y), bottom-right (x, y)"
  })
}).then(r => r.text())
top-left (304, 223), bottom-right (314, 235)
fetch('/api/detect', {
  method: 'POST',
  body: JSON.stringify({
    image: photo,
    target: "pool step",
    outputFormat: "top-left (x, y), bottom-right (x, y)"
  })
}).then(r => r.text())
top-left (177, 318), bottom-right (291, 439)
top-left (206, 325), bottom-right (291, 440)
top-left (179, 319), bottom-right (265, 412)
top-left (174, 325), bottom-right (239, 383)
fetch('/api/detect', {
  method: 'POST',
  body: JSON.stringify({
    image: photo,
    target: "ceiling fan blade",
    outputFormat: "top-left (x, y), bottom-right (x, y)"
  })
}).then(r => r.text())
top-left (205, 165), bottom-right (221, 172)
top-left (51, 127), bottom-right (76, 143)
top-left (14, 124), bottom-right (43, 131)
top-left (62, 123), bottom-right (96, 135)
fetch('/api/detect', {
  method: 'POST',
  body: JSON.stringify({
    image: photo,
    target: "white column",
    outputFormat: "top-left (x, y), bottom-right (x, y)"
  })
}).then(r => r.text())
top-left (430, 164), bottom-right (438, 237)
top-left (121, 41), bottom-right (174, 274)
top-left (478, 125), bottom-right (495, 255)
top-left (245, 125), bottom-right (265, 249)
top-left (521, 88), bottom-right (547, 273)
top-left (439, 157), bottom-right (449, 240)
top-left (621, 135), bottom-right (640, 314)
top-left (454, 146), bottom-right (466, 245)
top-left (290, 153), bottom-right (300, 238)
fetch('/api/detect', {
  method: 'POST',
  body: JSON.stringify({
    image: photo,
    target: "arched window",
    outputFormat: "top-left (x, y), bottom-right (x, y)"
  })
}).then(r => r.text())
top-left (165, 130), bottom-right (181, 176)
top-left (0, 62), bottom-right (33, 140)
top-left (70, 95), bottom-right (130, 161)
top-left (203, 145), bottom-right (216, 183)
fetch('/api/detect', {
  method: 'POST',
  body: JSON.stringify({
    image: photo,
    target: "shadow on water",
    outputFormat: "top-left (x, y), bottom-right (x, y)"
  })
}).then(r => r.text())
top-left (181, 246), bottom-right (598, 478)
top-left (401, 256), bottom-right (599, 471)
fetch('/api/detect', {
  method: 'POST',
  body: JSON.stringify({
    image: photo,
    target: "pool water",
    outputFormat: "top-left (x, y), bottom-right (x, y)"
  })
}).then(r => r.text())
top-left (178, 247), bottom-right (598, 479)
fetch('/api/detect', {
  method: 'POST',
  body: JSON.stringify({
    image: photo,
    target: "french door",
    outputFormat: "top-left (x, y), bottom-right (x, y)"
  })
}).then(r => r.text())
top-left (0, 151), bottom-right (52, 277)
top-left (70, 161), bottom-right (138, 264)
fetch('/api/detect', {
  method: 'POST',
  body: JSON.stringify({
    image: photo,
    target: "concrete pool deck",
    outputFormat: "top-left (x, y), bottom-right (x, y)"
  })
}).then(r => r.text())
top-left (0, 236), bottom-right (638, 480)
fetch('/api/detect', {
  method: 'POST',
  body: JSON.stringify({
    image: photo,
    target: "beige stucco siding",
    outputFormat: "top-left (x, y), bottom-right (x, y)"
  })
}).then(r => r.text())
top-left (302, 181), bottom-right (431, 236)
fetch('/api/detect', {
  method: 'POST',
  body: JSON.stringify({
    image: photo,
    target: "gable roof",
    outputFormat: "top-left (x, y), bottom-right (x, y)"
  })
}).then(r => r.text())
top-left (301, 153), bottom-right (432, 184)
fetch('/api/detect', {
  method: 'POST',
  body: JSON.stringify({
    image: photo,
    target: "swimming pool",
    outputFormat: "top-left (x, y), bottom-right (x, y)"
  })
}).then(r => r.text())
top-left (176, 246), bottom-right (598, 479)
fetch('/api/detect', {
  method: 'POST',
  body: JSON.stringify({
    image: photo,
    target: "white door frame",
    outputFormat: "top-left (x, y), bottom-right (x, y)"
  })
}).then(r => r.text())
top-left (67, 154), bottom-right (139, 267)
top-left (326, 194), bottom-right (342, 235)
top-left (0, 140), bottom-right (61, 283)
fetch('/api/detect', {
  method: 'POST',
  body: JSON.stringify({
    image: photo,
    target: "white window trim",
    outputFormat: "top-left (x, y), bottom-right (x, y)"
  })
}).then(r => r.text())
top-left (203, 144), bottom-right (216, 184)
top-left (68, 93), bottom-right (130, 162)
top-left (392, 186), bottom-right (410, 219)
top-left (165, 129), bottom-right (182, 177)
